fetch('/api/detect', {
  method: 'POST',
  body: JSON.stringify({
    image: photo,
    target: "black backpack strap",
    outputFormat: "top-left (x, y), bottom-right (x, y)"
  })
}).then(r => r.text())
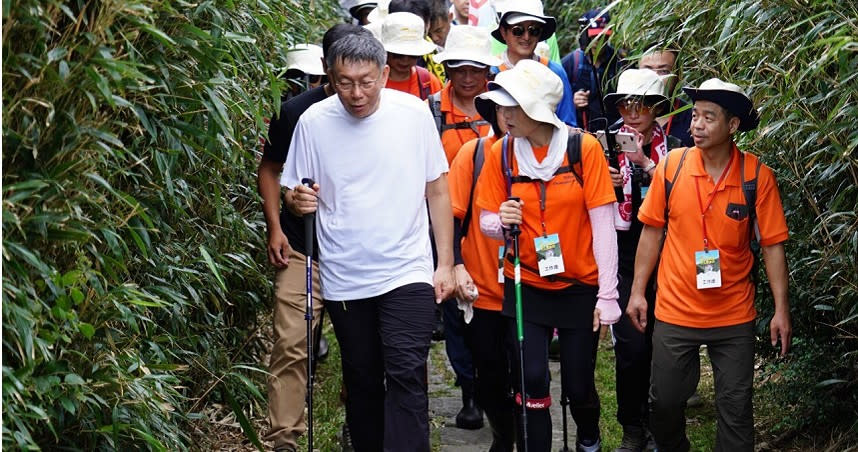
top-left (461, 138), bottom-right (486, 238)
top-left (440, 119), bottom-right (490, 134)
top-left (741, 152), bottom-right (763, 289)
top-left (663, 147), bottom-right (690, 229)
top-left (566, 132), bottom-right (583, 186)
top-left (428, 92), bottom-right (443, 136)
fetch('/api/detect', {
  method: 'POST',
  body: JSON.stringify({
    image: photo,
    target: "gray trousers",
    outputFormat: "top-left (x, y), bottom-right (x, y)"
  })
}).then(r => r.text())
top-left (649, 319), bottom-right (755, 452)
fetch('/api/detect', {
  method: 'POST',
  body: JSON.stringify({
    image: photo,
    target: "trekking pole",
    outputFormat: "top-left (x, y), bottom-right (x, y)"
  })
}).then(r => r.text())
top-left (559, 393), bottom-right (570, 451)
top-left (301, 177), bottom-right (316, 452)
top-left (509, 196), bottom-right (529, 452)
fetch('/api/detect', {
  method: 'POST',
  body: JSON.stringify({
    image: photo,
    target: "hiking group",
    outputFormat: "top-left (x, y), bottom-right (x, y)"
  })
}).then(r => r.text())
top-left (257, 1), bottom-right (792, 451)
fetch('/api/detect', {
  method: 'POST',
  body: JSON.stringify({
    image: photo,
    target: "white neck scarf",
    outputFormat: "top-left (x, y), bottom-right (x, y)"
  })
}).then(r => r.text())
top-left (513, 126), bottom-right (567, 181)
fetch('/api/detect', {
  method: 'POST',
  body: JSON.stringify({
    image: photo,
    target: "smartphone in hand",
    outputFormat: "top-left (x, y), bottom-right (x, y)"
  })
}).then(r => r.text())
top-left (615, 131), bottom-right (637, 152)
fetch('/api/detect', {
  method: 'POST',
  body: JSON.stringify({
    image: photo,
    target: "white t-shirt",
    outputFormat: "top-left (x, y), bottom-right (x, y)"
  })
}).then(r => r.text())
top-left (282, 88), bottom-right (449, 301)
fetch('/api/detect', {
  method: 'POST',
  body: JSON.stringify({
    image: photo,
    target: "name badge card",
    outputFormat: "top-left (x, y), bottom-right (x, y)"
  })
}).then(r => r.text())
top-left (534, 234), bottom-right (565, 277)
top-left (695, 249), bottom-right (722, 289)
top-left (498, 246), bottom-right (505, 283)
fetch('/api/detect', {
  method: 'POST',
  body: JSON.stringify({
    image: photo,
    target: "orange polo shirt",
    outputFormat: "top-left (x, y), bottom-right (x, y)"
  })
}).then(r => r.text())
top-left (475, 133), bottom-right (615, 290)
top-left (436, 84), bottom-right (492, 164)
top-left (638, 145), bottom-right (789, 328)
top-left (385, 67), bottom-right (442, 99)
top-left (449, 136), bottom-right (503, 311)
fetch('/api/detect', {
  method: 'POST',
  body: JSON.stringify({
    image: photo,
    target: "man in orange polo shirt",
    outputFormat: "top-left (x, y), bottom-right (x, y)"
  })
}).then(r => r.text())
top-left (627, 78), bottom-right (791, 452)
top-left (381, 12), bottom-right (442, 99)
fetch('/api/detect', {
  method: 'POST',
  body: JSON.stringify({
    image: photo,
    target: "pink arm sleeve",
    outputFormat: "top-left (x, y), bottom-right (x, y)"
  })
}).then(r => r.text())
top-left (589, 203), bottom-right (621, 323)
top-left (479, 209), bottom-right (505, 240)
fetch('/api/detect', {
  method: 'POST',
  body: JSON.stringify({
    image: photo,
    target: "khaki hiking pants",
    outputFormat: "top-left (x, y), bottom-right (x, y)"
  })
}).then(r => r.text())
top-left (264, 248), bottom-right (323, 450)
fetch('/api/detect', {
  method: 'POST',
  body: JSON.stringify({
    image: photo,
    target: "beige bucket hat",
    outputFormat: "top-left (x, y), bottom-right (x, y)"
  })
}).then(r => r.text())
top-left (285, 44), bottom-right (325, 76)
top-left (475, 58), bottom-right (564, 130)
top-left (433, 25), bottom-right (502, 67)
top-left (381, 12), bottom-right (436, 56)
top-left (683, 78), bottom-right (760, 131)
top-left (603, 68), bottom-right (670, 112)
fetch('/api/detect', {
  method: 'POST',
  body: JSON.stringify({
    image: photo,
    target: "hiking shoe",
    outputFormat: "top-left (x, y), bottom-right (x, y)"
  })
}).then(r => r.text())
top-left (577, 438), bottom-right (602, 452)
top-left (340, 422), bottom-right (354, 452)
top-left (614, 425), bottom-right (646, 452)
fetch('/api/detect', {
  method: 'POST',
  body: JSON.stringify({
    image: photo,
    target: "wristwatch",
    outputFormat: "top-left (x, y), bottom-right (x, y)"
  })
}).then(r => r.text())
top-left (643, 160), bottom-right (657, 173)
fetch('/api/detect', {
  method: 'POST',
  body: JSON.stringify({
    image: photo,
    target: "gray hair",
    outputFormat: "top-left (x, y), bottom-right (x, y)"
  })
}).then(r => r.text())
top-left (325, 33), bottom-right (386, 72)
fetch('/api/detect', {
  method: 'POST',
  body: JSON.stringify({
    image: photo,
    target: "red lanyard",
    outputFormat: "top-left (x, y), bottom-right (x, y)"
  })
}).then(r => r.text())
top-left (531, 182), bottom-right (548, 237)
top-left (694, 153), bottom-right (733, 251)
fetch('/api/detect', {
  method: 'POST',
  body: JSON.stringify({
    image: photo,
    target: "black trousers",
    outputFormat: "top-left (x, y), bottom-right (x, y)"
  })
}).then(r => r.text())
top-left (327, 283), bottom-right (436, 452)
top-left (612, 270), bottom-right (656, 428)
top-left (505, 281), bottom-right (601, 451)
top-left (649, 320), bottom-right (755, 452)
top-left (463, 307), bottom-right (514, 428)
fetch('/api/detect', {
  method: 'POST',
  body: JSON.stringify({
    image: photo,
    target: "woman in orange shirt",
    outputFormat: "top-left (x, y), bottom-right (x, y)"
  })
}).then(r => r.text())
top-left (474, 59), bottom-right (620, 452)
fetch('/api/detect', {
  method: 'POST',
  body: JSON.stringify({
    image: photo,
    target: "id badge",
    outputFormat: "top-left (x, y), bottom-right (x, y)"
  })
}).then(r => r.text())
top-left (534, 233), bottom-right (565, 277)
top-left (640, 185), bottom-right (649, 200)
top-left (498, 246), bottom-right (505, 283)
top-left (695, 249), bottom-right (722, 289)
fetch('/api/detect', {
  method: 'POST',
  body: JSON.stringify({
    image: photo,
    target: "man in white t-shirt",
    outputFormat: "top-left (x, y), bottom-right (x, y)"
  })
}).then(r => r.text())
top-left (282, 33), bottom-right (455, 452)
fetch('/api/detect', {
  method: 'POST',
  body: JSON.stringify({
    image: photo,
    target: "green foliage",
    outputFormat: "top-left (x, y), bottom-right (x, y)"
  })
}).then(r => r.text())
top-left (548, 0), bottom-right (858, 441)
top-left (2, 0), bottom-right (343, 449)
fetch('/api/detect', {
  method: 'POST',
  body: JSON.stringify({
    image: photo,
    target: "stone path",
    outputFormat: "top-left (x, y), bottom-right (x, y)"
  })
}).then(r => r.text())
top-left (427, 342), bottom-right (578, 451)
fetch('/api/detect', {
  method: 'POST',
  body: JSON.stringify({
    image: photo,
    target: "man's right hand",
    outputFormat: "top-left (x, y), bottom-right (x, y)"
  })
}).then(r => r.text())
top-left (267, 230), bottom-right (291, 267)
top-left (626, 292), bottom-right (648, 333)
top-left (573, 89), bottom-right (590, 108)
top-left (292, 182), bottom-right (320, 215)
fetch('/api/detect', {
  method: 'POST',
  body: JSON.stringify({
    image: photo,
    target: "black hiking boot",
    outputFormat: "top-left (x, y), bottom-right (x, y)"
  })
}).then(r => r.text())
top-left (614, 425), bottom-right (646, 452)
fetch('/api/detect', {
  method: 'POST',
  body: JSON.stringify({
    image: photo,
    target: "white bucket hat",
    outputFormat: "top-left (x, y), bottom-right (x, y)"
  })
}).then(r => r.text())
top-left (683, 78), bottom-right (760, 131)
top-left (433, 25), bottom-right (502, 68)
top-left (491, 0), bottom-right (556, 44)
top-left (285, 44), bottom-right (324, 76)
top-left (475, 59), bottom-right (564, 129)
top-left (381, 12), bottom-right (436, 56)
top-left (603, 68), bottom-right (670, 112)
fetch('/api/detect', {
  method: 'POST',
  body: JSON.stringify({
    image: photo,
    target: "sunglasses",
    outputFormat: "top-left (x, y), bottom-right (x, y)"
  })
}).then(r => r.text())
top-left (509, 24), bottom-right (543, 38)
top-left (617, 99), bottom-right (654, 115)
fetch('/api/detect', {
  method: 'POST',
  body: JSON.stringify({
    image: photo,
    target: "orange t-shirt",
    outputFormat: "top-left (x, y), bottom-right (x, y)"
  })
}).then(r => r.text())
top-left (449, 136), bottom-right (503, 311)
top-left (435, 84), bottom-right (492, 164)
top-left (475, 133), bottom-right (616, 290)
top-left (638, 145), bottom-right (789, 328)
top-left (385, 67), bottom-right (442, 100)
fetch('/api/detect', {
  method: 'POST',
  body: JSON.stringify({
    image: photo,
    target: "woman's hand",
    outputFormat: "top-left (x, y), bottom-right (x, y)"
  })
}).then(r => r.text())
top-left (621, 126), bottom-right (651, 167)
top-left (498, 199), bottom-right (524, 227)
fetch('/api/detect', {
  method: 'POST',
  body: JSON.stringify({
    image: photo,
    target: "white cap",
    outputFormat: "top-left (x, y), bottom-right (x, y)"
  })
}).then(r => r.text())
top-left (285, 44), bottom-right (324, 75)
top-left (381, 12), bottom-right (436, 56)
top-left (433, 25), bottom-right (502, 67)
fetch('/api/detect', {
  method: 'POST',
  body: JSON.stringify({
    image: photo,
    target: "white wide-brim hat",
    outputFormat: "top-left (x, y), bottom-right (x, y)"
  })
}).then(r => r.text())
top-left (475, 58), bottom-right (564, 130)
top-left (433, 25), bottom-right (502, 67)
top-left (285, 44), bottom-right (325, 76)
top-left (381, 12), bottom-right (436, 56)
top-left (491, 0), bottom-right (556, 44)
top-left (683, 78), bottom-right (760, 131)
top-left (604, 68), bottom-right (670, 111)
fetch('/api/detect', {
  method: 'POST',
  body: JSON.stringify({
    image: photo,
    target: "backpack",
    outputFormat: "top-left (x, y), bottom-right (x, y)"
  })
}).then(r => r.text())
top-left (428, 92), bottom-right (490, 137)
top-left (459, 138), bottom-right (487, 238)
top-left (564, 49), bottom-right (593, 93)
top-left (662, 148), bottom-right (763, 286)
top-left (415, 66), bottom-right (433, 100)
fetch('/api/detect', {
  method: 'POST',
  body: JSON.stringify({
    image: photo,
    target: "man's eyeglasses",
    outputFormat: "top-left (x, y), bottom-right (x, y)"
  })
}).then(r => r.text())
top-left (617, 99), bottom-right (655, 115)
top-left (333, 76), bottom-right (382, 92)
top-left (509, 24), bottom-right (543, 38)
